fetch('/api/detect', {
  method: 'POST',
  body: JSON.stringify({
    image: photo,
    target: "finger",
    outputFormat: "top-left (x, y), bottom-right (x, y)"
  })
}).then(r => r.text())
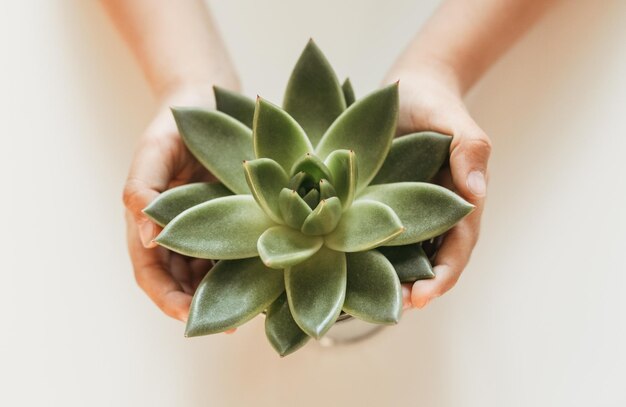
top-left (122, 134), bottom-right (180, 248)
top-left (448, 120), bottom-right (492, 206)
top-left (189, 258), bottom-right (213, 291)
top-left (169, 254), bottom-right (194, 295)
top-left (411, 217), bottom-right (477, 308)
top-left (126, 210), bottom-right (192, 321)
top-left (402, 284), bottom-right (412, 310)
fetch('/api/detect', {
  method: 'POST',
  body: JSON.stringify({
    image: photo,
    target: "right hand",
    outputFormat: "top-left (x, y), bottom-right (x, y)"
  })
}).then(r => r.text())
top-left (123, 85), bottom-right (217, 322)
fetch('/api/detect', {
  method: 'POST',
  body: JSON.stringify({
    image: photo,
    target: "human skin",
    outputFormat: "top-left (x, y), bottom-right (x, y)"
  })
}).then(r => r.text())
top-left (386, 0), bottom-right (558, 308)
top-left (102, 0), bottom-right (557, 322)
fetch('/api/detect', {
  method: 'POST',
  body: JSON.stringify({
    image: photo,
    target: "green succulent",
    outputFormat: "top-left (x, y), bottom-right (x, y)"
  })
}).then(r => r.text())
top-left (143, 40), bottom-right (473, 357)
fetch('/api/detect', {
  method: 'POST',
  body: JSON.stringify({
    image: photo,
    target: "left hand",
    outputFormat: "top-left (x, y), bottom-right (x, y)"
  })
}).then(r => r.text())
top-left (390, 68), bottom-right (492, 309)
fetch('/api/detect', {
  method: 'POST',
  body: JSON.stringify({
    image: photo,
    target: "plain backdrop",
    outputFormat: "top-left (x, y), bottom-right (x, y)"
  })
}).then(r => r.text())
top-left (1, 0), bottom-right (625, 406)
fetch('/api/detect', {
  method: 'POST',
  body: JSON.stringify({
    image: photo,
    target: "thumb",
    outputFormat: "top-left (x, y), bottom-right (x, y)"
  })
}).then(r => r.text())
top-left (123, 140), bottom-right (173, 248)
top-left (449, 120), bottom-right (492, 206)
top-left (123, 177), bottom-right (160, 248)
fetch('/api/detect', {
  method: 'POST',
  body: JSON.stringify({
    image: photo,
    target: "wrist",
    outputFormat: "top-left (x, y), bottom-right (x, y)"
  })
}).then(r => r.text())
top-left (385, 55), bottom-right (464, 98)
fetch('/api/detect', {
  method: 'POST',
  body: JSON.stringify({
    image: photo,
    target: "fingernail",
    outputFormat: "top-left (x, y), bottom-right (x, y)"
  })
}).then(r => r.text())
top-left (467, 170), bottom-right (486, 197)
top-left (139, 221), bottom-right (155, 248)
top-left (414, 297), bottom-right (430, 309)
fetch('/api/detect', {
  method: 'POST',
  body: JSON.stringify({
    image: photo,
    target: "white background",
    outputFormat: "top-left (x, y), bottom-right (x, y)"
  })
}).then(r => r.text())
top-left (2, 0), bottom-right (625, 406)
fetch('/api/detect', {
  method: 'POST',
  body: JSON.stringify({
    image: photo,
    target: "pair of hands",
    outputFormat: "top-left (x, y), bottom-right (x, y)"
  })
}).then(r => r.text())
top-left (123, 73), bottom-right (492, 322)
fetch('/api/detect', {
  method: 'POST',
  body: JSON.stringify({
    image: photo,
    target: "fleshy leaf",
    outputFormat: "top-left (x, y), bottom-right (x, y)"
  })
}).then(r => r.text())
top-left (243, 158), bottom-right (289, 224)
top-left (186, 258), bottom-right (284, 336)
top-left (285, 247), bottom-right (346, 338)
top-left (342, 78), bottom-right (355, 106)
top-left (172, 108), bottom-right (254, 194)
top-left (265, 293), bottom-right (310, 357)
top-left (343, 250), bottom-right (402, 324)
top-left (318, 179), bottom-right (337, 200)
top-left (257, 226), bottom-right (323, 269)
top-left (253, 97), bottom-right (313, 172)
top-left (315, 83), bottom-right (399, 191)
top-left (290, 153), bottom-right (333, 182)
top-left (213, 86), bottom-right (255, 128)
top-left (301, 197), bottom-right (342, 236)
top-left (283, 39), bottom-right (346, 146)
top-left (371, 132), bottom-right (452, 185)
top-left (324, 149), bottom-right (357, 210)
top-left (358, 182), bottom-right (474, 246)
top-left (378, 244), bottom-right (435, 283)
top-left (156, 195), bottom-right (275, 259)
top-left (302, 189), bottom-right (320, 210)
top-left (143, 182), bottom-right (231, 227)
top-left (324, 200), bottom-right (404, 252)
top-left (278, 188), bottom-right (312, 229)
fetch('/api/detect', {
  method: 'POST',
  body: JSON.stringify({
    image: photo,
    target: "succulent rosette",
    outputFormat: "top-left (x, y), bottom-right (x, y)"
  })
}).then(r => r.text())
top-left (143, 40), bottom-right (473, 356)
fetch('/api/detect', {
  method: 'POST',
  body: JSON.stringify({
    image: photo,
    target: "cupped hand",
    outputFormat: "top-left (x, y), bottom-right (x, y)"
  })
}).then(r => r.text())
top-left (390, 69), bottom-right (492, 309)
top-left (123, 85), bottom-right (217, 322)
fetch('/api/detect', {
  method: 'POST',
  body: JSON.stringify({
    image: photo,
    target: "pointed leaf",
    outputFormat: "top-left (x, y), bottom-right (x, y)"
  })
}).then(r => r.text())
top-left (358, 182), bottom-right (474, 246)
top-left (283, 39), bottom-right (346, 146)
top-left (213, 86), bottom-right (255, 128)
top-left (315, 83), bottom-right (399, 191)
top-left (253, 97), bottom-right (313, 171)
top-left (344, 250), bottom-right (402, 324)
top-left (278, 188), bottom-right (312, 229)
top-left (156, 195), bottom-right (274, 259)
top-left (324, 149), bottom-right (357, 210)
top-left (172, 108), bottom-right (254, 194)
top-left (257, 226), bottom-right (323, 269)
top-left (302, 189), bottom-right (320, 210)
top-left (285, 247), bottom-right (346, 338)
top-left (342, 78), bottom-right (355, 106)
top-left (243, 158), bottom-right (289, 224)
top-left (378, 244), bottom-right (435, 283)
top-left (324, 200), bottom-right (404, 252)
top-left (371, 132), bottom-right (452, 185)
top-left (143, 182), bottom-right (231, 227)
top-left (301, 197), bottom-right (342, 236)
top-left (265, 293), bottom-right (310, 357)
top-left (186, 258), bottom-right (284, 336)
top-left (290, 153), bottom-right (333, 182)
top-left (318, 179), bottom-right (337, 200)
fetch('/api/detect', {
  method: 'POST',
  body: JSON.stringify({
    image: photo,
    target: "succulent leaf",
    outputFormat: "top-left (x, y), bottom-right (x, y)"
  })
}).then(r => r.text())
top-left (213, 86), bottom-right (255, 128)
top-left (318, 179), bottom-right (337, 200)
top-left (278, 188), bottom-right (312, 229)
top-left (378, 244), bottom-right (435, 283)
top-left (324, 149), bottom-right (357, 210)
top-left (358, 182), bottom-right (474, 246)
top-left (171, 108), bottom-right (254, 194)
top-left (290, 153), bottom-right (333, 183)
top-left (315, 83), bottom-right (399, 191)
top-left (300, 197), bottom-right (343, 236)
top-left (283, 39), bottom-right (346, 146)
top-left (265, 293), bottom-right (310, 357)
top-left (324, 200), bottom-right (404, 252)
top-left (156, 195), bottom-right (275, 259)
top-left (371, 132), bottom-right (452, 185)
top-left (342, 78), bottom-right (356, 107)
top-left (143, 182), bottom-right (231, 227)
top-left (343, 250), bottom-right (402, 324)
top-left (302, 189), bottom-right (320, 210)
top-left (186, 257), bottom-right (284, 336)
top-left (243, 158), bottom-right (289, 224)
top-left (253, 97), bottom-right (313, 172)
top-left (257, 226), bottom-right (324, 269)
top-left (285, 246), bottom-right (346, 338)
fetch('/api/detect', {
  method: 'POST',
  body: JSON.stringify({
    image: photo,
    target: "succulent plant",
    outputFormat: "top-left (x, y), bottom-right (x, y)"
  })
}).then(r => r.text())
top-left (143, 40), bottom-right (473, 356)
